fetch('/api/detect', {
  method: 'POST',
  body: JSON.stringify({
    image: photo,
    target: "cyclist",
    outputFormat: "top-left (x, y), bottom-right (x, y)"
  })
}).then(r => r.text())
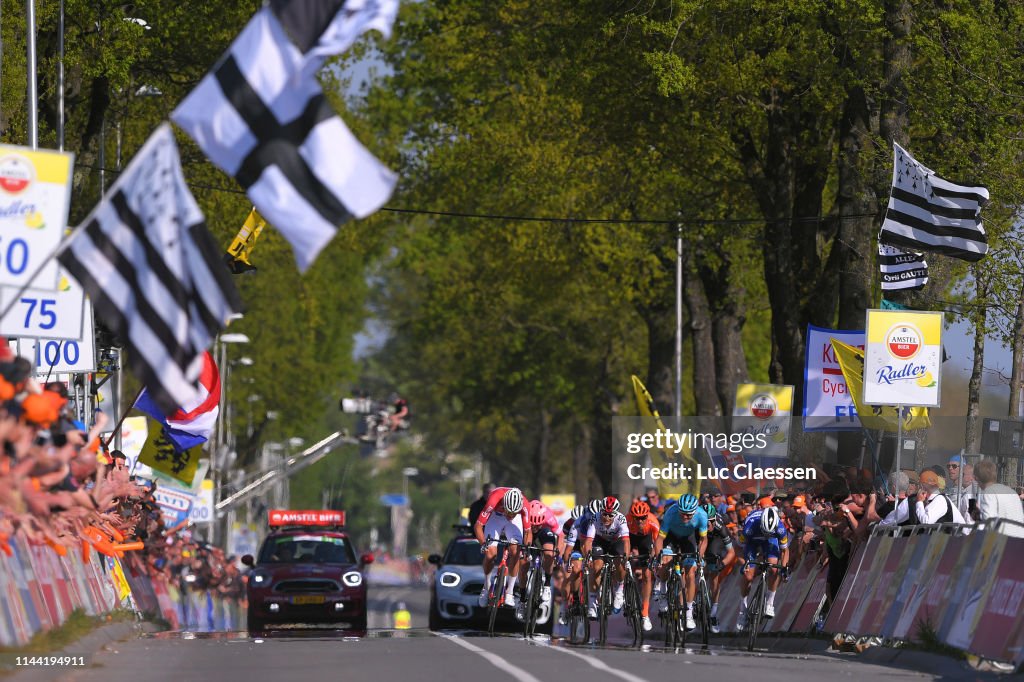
top-left (627, 499), bottom-right (659, 632)
top-left (474, 487), bottom-right (532, 609)
top-left (654, 493), bottom-right (707, 630)
top-left (580, 496), bottom-right (630, 618)
top-left (735, 505), bottom-right (789, 630)
top-left (559, 502), bottom-right (598, 625)
top-left (700, 502), bottom-right (735, 633)
top-left (521, 499), bottom-right (563, 617)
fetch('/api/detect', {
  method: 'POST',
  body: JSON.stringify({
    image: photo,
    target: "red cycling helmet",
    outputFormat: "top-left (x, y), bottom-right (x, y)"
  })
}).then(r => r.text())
top-left (601, 496), bottom-right (621, 515)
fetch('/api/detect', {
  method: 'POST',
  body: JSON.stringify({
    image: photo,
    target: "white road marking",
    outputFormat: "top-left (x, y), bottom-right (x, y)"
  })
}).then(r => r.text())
top-left (539, 643), bottom-right (650, 682)
top-left (437, 634), bottom-right (544, 682)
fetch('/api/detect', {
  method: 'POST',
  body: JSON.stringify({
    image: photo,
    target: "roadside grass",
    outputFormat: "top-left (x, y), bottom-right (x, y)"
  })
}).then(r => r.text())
top-left (0, 609), bottom-right (137, 656)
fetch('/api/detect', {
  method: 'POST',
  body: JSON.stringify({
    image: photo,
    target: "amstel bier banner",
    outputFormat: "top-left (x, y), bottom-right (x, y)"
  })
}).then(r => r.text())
top-left (732, 383), bottom-right (794, 458)
top-left (863, 309), bottom-right (943, 407)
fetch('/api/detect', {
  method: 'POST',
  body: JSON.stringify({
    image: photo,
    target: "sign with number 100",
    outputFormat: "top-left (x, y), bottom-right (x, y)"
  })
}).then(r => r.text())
top-left (20, 302), bottom-right (96, 375)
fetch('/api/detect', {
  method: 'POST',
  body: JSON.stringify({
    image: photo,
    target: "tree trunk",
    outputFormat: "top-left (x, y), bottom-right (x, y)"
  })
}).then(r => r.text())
top-left (1009, 294), bottom-right (1024, 418)
top-left (965, 271), bottom-right (989, 454)
top-left (533, 408), bottom-right (551, 496)
top-left (682, 247), bottom-right (720, 416)
top-left (640, 297), bottom-right (683, 417)
top-left (573, 420), bottom-right (593, 502)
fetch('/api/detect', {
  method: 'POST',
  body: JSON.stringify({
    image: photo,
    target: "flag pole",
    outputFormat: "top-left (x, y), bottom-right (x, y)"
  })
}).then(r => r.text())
top-left (104, 384), bottom-right (144, 452)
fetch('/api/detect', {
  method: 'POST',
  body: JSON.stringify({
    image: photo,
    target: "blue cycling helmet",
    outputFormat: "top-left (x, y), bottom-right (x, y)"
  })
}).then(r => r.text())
top-left (678, 494), bottom-right (699, 514)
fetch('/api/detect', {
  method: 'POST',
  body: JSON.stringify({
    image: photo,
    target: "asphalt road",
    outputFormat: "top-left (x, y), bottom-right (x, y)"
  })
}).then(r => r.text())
top-left (26, 584), bottom-right (995, 682)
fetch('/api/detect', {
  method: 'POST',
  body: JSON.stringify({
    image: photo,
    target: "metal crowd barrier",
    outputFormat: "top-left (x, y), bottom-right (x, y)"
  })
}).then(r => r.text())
top-left (0, 533), bottom-right (243, 645)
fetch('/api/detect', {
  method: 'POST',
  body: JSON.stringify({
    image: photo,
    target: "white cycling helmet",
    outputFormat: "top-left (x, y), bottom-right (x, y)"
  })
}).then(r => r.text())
top-left (571, 504), bottom-right (587, 520)
top-left (588, 498), bottom-right (604, 515)
top-left (760, 507), bottom-right (780, 534)
top-left (502, 488), bottom-right (524, 514)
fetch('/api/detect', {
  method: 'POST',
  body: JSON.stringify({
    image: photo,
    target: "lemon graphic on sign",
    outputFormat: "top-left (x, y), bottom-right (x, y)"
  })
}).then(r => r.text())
top-left (916, 371), bottom-right (936, 388)
top-left (771, 430), bottom-right (787, 443)
top-left (58, 276), bottom-right (71, 291)
top-left (24, 211), bottom-right (44, 229)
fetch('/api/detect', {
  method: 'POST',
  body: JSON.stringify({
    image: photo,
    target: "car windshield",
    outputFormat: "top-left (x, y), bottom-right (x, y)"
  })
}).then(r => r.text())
top-left (443, 539), bottom-right (484, 566)
top-left (257, 534), bottom-right (356, 564)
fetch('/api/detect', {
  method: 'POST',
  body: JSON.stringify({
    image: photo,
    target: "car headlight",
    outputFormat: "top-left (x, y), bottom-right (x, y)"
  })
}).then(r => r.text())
top-left (439, 571), bottom-right (461, 588)
top-left (342, 571), bottom-right (363, 587)
top-left (252, 573), bottom-right (268, 585)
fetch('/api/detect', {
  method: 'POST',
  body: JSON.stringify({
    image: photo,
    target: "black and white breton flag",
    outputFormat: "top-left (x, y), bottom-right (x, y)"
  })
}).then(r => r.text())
top-left (171, 0), bottom-right (399, 272)
top-left (878, 243), bottom-right (928, 291)
top-left (878, 142), bottom-right (989, 262)
top-left (57, 125), bottom-right (243, 413)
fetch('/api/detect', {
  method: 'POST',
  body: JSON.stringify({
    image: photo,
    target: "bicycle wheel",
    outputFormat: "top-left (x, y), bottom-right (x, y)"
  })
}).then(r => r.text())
top-left (746, 574), bottom-right (765, 652)
top-left (664, 574), bottom-right (681, 647)
top-left (598, 566), bottom-right (612, 645)
top-left (523, 567), bottom-right (538, 638)
top-left (567, 583), bottom-right (583, 645)
top-left (488, 565), bottom-right (507, 637)
top-left (625, 572), bottom-right (643, 647)
top-left (698, 577), bottom-right (711, 647)
top-left (581, 566), bottom-right (591, 644)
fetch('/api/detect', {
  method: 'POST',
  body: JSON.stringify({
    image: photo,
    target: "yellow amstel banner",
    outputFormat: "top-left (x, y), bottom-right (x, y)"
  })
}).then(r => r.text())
top-left (630, 375), bottom-right (693, 498)
top-left (732, 383), bottom-right (793, 457)
top-left (831, 338), bottom-right (930, 432)
top-left (863, 309), bottom-right (943, 407)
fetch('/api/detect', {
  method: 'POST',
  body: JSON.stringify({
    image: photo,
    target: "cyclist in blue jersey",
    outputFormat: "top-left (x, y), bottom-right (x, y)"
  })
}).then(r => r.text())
top-left (736, 505), bottom-right (789, 630)
top-left (653, 493), bottom-right (707, 630)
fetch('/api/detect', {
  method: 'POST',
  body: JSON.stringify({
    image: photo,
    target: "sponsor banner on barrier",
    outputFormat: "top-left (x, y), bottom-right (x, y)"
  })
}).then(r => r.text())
top-left (944, 530), bottom-right (1006, 652)
top-left (846, 536), bottom-right (896, 634)
top-left (863, 535), bottom-right (912, 636)
top-left (823, 541), bottom-right (869, 634)
top-left (792, 568), bottom-right (828, 632)
top-left (960, 534), bottom-right (1024, 663)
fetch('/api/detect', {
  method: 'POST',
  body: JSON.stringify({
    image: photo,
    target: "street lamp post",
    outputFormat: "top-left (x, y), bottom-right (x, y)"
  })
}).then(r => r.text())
top-left (212, 333), bottom-right (249, 547)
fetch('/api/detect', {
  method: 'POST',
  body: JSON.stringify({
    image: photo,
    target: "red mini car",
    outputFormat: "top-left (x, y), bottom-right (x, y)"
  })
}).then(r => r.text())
top-left (242, 510), bottom-right (373, 633)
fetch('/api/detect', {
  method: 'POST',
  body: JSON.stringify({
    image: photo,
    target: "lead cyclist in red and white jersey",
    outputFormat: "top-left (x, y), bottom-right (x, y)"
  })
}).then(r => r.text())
top-left (474, 487), bottom-right (532, 609)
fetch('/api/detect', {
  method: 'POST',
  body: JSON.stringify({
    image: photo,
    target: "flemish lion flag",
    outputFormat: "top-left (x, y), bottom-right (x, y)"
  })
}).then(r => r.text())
top-left (630, 375), bottom-right (693, 499)
top-left (830, 339), bottom-right (930, 432)
top-left (137, 418), bottom-right (204, 485)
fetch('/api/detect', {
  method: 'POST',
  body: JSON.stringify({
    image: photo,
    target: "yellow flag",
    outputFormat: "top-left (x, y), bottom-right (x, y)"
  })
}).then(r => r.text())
top-left (830, 339), bottom-right (930, 432)
top-left (138, 418), bottom-right (203, 484)
top-left (225, 207), bottom-right (266, 273)
top-left (630, 375), bottom-right (693, 499)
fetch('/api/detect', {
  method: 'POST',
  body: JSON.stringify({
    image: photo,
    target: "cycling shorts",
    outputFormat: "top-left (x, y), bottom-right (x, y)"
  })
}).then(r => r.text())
top-left (533, 528), bottom-right (558, 547)
top-left (593, 537), bottom-right (625, 558)
top-left (483, 513), bottom-right (524, 545)
top-left (664, 533), bottom-right (700, 564)
top-left (744, 538), bottom-right (781, 563)
top-left (629, 533), bottom-right (654, 561)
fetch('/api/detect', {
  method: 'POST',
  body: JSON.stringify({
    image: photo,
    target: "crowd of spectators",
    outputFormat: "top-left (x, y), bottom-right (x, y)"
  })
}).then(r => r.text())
top-left (0, 347), bottom-right (242, 612)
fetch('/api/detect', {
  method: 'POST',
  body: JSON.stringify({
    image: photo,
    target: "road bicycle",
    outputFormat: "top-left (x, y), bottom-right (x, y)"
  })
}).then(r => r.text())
top-left (594, 554), bottom-right (643, 646)
top-left (743, 560), bottom-right (789, 651)
top-left (484, 539), bottom-right (516, 637)
top-left (565, 552), bottom-right (591, 645)
top-left (659, 550), bottom-right (687, 648)
top-left (521, 545), bottom-right (551, 638)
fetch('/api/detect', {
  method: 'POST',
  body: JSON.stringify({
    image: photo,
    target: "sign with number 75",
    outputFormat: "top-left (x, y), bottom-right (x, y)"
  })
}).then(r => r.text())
top-left (0, 268), bottom-right (84, 339)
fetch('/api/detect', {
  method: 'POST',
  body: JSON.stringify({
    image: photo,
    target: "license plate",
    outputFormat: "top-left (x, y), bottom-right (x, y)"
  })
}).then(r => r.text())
top-left (291, 595), bottom-right (326, 605)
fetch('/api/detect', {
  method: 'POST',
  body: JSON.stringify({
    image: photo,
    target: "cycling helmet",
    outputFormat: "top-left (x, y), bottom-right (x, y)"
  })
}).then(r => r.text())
top-left (502, 488), bottom-right (524, 514)
top-left (529, 499), bottom-right (545, 514)
top-left (630, 500), bottom-right (650, 518)
top-left (589, 498), bottom-right (604, 515)
top-left (601, 496), bottom-right (620, 515)
top-left (701, 503), bottom-right (717, 520)
top-left (678, 493), bottom-right (699, 514)
top-left (528, 508), bottom-right (546, 527)
top-left (571, 504), bottom-right (586, 520)
top-left (761, 507), bottom-right (780, 534)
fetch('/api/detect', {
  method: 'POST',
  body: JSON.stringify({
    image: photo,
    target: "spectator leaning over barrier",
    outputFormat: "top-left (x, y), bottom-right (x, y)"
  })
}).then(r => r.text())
top-left (974, 459), bottom-right (1024, 538)
top-left (915, 469), bottom-right (967, 525)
